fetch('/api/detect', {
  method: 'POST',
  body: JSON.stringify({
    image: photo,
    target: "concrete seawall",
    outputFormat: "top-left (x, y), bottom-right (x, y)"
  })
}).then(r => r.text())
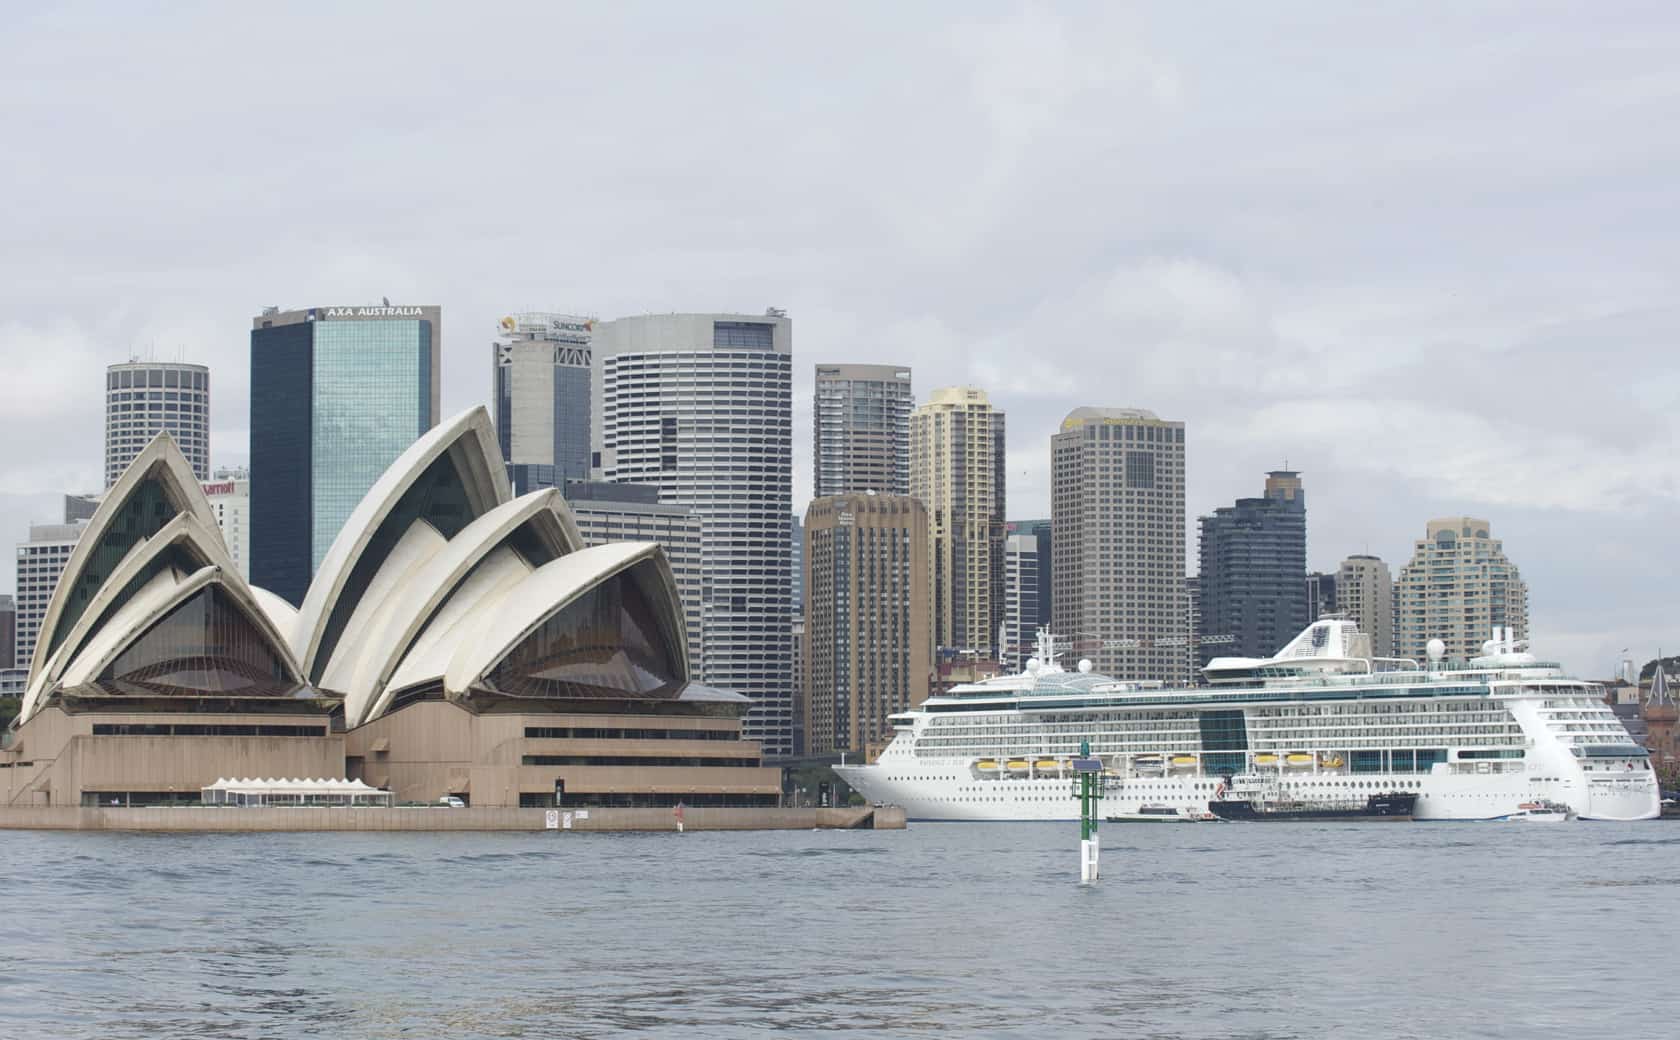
top-left (0, 804), bottom-right (908, 833)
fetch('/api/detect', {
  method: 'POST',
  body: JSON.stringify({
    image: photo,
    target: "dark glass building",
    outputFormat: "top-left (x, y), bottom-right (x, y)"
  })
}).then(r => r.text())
top-left (1197, 470), bottom-right (1308, 664)
top-left (1005, 518), bottom-right (1052, 629)
top-left (1306, 570), bottom-right (1338, 623)
top-left (0, 594), bottom-right (14, 670)
top-left (250, 304), bottom-right (441, 605)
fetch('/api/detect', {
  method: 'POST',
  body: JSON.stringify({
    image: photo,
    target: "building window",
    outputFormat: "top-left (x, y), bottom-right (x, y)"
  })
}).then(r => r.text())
top-left (712, 322), bottom-right (775, 350)
top-left (1126, 451), bottom-right (1155, 489)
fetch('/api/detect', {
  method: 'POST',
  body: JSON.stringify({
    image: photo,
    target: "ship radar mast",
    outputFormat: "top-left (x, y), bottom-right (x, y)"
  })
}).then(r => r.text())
top-left (1032, 628), bottom-right (1064, 673)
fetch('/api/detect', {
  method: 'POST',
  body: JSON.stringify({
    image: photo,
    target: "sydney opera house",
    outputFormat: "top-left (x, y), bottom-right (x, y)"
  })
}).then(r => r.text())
top-left (1, 408), bottom-right (780, 808)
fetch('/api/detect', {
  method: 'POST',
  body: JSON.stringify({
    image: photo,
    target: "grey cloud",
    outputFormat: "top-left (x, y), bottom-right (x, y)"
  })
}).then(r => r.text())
top-left (1, 2), bottom-right (1676, 672)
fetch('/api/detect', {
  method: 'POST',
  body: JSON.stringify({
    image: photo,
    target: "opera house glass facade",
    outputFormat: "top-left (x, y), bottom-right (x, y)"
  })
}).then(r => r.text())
top-left (2, 408), bottom-right (779, 809)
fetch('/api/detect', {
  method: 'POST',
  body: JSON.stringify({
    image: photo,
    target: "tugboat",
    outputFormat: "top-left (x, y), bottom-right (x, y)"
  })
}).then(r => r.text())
top-left (1208, 773), bottom-right (1416, 822)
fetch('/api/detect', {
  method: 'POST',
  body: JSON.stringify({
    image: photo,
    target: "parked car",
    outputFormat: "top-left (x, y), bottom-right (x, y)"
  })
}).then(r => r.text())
top-left (438, 796), bottom-right (466, 808)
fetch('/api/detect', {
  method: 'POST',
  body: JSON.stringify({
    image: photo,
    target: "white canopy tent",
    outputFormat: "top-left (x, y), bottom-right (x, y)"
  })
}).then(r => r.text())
top-left (200, 777), bottom-right (393, 808)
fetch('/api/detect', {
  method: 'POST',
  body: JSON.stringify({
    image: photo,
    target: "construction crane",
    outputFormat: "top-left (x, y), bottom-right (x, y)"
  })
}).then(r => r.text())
top-left (998, 633), bottom-right (1236, 658)
top-left (1069, 634), bottom-right (1235, 653)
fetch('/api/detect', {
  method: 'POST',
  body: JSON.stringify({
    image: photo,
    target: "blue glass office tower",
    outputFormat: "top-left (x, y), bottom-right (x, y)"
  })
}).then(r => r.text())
top-left (250, 305), bottom-right (441, 605)
top-left (1005, 518), bottom-right (1052, 628)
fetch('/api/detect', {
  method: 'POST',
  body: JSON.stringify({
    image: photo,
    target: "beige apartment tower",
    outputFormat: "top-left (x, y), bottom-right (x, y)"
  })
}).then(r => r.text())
top-left (802, 494), bottom-right (932, 757)
top-left (910, 387), bottom-right (1006, 657)
top-left (1395, 517), bottom-right (1528, 662)
top-left (1050, 407), bottom-right (1188, 685)
top-left (1336, 554), bottom-right (1394, 658)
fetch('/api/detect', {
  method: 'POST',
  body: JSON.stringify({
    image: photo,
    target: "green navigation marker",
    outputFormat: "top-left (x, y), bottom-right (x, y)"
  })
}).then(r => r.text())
top-left (1071, 739), bottom-right (1103, 882)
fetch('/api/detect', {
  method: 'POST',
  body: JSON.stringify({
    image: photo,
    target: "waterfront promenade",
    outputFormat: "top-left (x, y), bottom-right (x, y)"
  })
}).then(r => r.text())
top-left (0, 804), bottom-right (906, 832)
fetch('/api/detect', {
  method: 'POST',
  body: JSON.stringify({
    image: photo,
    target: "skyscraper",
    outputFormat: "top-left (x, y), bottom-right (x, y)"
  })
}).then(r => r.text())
top-left (910, 387), bottom-right (1006, 658)
top-left (202, 467), bottom-right (250, 581)
top-left (1003, 533), bottom-right (1041, 670)
top-left (62, 494), bottom-right (99, 523)
top-left (790, 513), bottom-right (804, 613)
top-left (1337, 554), bottom-right (1394, 657)
top-left (595, 311), bottom-right (794, 756)
top-left (493, 312), bottom-right (593, 495)
top-left (1050, 407), bottom-right (1188, 684)
top-left (803, 493), bottom-right (930, 756)
top-left (105, 361), bottom-right (209, 487)
top-left (1395, 518), bottom-right (1527, 661)
top-left (1197, 470), bottom-right (1308, 663)
top-left (249, 304), bottom-right (441, 605)
top-left (1005, 519), bottom-right (1053, 630)
top-left (1185, 575), bottom-right (1202, 682)
top-left (0, 594), bottom-right (15, 670)
top-left (1306, 571), bottom-right (1338, 623)
top-left (813, 364), bottom-right (912, 498)
top-left (14, 521), bottom-right (87, 672)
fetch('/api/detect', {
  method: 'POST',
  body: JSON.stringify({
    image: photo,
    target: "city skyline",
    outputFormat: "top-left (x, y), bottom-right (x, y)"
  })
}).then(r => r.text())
top-left (0, 309), bottom-right (1658, 679)
top-left (1, 6), bottom-right (1675, 676)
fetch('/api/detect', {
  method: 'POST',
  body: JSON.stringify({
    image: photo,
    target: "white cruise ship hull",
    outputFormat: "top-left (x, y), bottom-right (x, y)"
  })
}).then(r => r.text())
top-left (835, 760), bottom-right (1660, 823)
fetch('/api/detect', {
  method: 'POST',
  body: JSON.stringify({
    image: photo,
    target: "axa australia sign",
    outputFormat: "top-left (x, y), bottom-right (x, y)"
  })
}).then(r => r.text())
top-left (309, 306), bottom-right (429, 321)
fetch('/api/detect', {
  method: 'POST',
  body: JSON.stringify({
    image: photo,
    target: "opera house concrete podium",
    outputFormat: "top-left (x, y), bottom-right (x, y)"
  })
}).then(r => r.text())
top-left (2, 408), bottom-right (779, 809)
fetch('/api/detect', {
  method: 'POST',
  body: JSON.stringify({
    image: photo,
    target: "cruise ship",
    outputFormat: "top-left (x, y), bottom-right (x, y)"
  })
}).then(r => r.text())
top-left (834, 620), bottom-right (1659, 822)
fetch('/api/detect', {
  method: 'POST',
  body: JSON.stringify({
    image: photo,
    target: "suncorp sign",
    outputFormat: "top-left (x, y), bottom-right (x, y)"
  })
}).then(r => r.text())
top-left (498, 313), bottom-right (593, 345)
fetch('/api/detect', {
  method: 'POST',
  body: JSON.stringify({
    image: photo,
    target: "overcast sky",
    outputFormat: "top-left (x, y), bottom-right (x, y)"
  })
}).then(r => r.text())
top-left (2, 2), bottom-right (1675, 674)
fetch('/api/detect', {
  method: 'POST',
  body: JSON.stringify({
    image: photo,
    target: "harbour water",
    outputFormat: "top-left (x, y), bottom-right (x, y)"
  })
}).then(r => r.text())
top-left (2, 822), bottom-right (1675, 1038)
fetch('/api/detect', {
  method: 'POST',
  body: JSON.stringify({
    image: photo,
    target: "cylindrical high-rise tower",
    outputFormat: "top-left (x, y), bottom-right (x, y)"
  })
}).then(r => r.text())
top-left (594, 311), bottom-right (795, 757)
top-left (105, 361), bottom-right (210, 488)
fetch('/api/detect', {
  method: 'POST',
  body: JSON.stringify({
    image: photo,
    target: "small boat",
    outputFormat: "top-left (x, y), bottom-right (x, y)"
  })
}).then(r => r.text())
top-left (1106, 805), bottom-right (1207, 823)
top-left (1284, 753), bottom-right (1313, 766)
top-left (1170, 755), bottom-right (1198, 767)
top-left (1006, 759), bottom-right (1030, 772)
top-left (975, 759), bottom-right (999, 772)
top-left (1491, 800), bottom-right (1574, 823)
top-left (1034, 759), bottom-right (1060, 771)
top-left (1132, 754), bottom-right (1164, 769)
top-left (1254, 753), bottom-right (1279, 766)
top-left (1319, 754), bottom-right (1345, 768)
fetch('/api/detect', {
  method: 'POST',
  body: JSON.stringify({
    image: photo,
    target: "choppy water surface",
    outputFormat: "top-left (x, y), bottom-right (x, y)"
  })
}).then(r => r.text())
top-left (2, 822), bottom-right (1676, 1038)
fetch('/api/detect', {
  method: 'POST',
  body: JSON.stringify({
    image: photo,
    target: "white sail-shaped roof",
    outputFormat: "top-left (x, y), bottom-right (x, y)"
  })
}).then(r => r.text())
top-left (25, 433), bottom-right (217, 690)
top-left (30, 514), bottom-right (243, 698)
top-left (316, 520), bottom-right (448, 697)
top-left (338, 490), bottom-right (578, 727)
top-left (293, 407), bottom-right (510, 682)
top-left (378, 546), bottom-right (535, 709)
top-left (16, 434), bottom-right (306, 724)
top-left (7, 408), bottom-right (725, 738)
top-left (248, 586), bottom-right (301, 640)
top-left (442, 541), bottom-right (690, 696)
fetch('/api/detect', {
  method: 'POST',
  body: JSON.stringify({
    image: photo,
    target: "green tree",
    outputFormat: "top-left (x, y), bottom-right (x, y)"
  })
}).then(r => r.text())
top-left (1639, 656), bottom-right (1679, 682)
